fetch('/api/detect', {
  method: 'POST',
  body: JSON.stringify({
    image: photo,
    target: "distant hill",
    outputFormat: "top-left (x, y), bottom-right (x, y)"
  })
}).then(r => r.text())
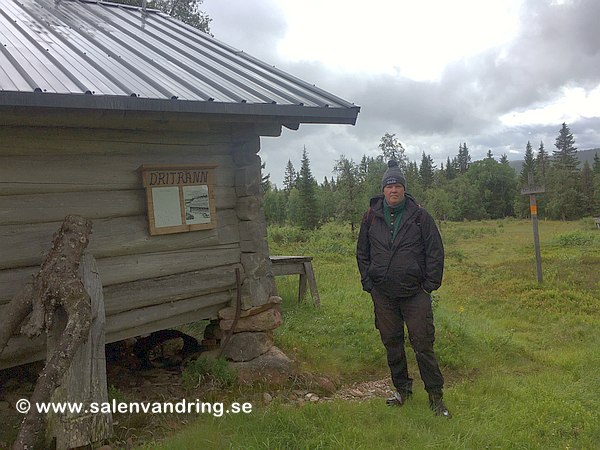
top-left (508, 148), bottom-right (600, 174)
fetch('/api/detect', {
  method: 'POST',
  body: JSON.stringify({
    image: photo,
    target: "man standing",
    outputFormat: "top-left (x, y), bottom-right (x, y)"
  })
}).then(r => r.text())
top-left (356, 160), bottom-right (450, 417)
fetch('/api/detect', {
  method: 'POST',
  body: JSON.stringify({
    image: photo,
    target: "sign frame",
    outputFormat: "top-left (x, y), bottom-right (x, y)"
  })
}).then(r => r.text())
top-left (138, 164), bottom-right (218, 236)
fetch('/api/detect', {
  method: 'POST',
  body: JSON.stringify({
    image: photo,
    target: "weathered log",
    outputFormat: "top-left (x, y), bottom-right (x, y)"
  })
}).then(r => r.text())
top-left (47, 254), bottom-right (112, 449)
top-left (0, 290), bottom-right (233, 371)
top-left (0, 151), bottom-right (235, 195)
top-left (0, 209), bottom-right (240, 270)
top-left (0, 186), bottom-right (237, 226)
top-left (102, 264), bottom-right (243, 315)
top-left (0, 215), bottom-right (93, 450)
top-left (0, 283), bottom-right (34, 357)
top-left (0, 244), bottom-right (242, 304)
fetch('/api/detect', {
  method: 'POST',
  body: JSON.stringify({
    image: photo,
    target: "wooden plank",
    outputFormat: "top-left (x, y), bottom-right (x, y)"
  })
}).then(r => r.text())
top-left (0, 210), bottom-right (239, 269)
top-left (0, 244), bottom-right (241, 304)
top-left (96, 246), bottom-right (241, 287)
top-left (104, 301), bottom-right (228, 344)
top-left (0, 291), bottom-right (231, 370)
top-left (270, 262), bottom-right (307, 277)
top-left (0, 110), bottom-right (282, 136)
top-left (0, 266), bottom-right (36, 305)
top-left (0, 126), bottom-right (234, 151)
top-left (0, 152), bottom-right (235, 195)
top-left (105, 291), bottom-right (231, 337)
top-left (304, 261), bottom-right (321, 307)
top-left (0, 334), bottom-right (46, 370)
top-left (0, 190), bottom-right (145, 225)
top-left (298, 273), bottom-right (308, 303)
top-left (270, 256), bottom-right (313, 263)
top-left (47, 254), bottom-right (113, 448)
top-left (0, 187), bottom-right (236, 226)
top-left (103, 264), bottom-right (242, 315)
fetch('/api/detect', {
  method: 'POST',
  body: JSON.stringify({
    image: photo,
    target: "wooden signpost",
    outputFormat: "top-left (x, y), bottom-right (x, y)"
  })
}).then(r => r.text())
top-left (521, 173), bottom-right (545, 283)
top-left (139, 164), bottom-right (217, 236)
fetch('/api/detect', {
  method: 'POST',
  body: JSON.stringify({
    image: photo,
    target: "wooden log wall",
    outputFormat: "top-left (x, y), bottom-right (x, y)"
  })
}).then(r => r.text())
top-left (0, 122), bottom-right (278, 369)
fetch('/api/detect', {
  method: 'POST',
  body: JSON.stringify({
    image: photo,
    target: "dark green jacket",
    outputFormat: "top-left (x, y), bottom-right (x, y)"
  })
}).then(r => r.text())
top-left (356, 193), bottom-right (444, 297)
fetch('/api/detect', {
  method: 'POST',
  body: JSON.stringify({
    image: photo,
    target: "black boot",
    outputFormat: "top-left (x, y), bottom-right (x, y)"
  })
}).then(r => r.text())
top-left (386, 390), bottom-right (412, 406)
top-left (428, 391), bottom-right (451, 418)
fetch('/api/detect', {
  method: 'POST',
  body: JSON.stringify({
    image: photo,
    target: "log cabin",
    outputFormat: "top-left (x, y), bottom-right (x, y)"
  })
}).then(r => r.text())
top-left (0, 0), bottom-right (359, 369)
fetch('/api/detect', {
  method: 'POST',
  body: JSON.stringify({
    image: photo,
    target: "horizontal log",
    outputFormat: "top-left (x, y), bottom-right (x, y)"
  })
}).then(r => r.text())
top-left (0, 152), bottom-right (235, 195)
top-left (103, 264), bottom-right (243, 315)
top-left (0, 244), bottom-right (241, 304)
top-left (0, 291), bottom-right (231, 370)
top-left (0, 334), bottom-right (47, 370)
top-left (0, 186), bottom-right (237, 225)
top-left (105, 302), bottom-right (227, 345)
top-left (0, 123), bottom-right (279, 149)
top-left (0, 266), bottom-right (37, 304)
top-left (0, 210), bottom-right (239, 269)
top-left (96, 245), bottom-right (241, 286)
top-left (105, 291), bottom-right (231, 337)
top-left (0, 126), bottom-right (234, 152)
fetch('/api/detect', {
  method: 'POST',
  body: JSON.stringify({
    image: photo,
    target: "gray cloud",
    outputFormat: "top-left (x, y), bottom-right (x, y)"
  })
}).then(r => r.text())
top-left (203, 0), bottom-right (600, 186)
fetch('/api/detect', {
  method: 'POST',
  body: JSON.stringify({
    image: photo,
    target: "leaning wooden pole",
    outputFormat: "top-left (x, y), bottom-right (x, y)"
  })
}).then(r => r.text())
top-left (0, 215), bottom-right (93, 450)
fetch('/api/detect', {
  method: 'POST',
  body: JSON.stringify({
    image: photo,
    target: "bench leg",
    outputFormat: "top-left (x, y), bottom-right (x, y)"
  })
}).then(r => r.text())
top-left (303, 262), bottom-right (321, 307)
top-left (298, 273), bottom-right (308, 303)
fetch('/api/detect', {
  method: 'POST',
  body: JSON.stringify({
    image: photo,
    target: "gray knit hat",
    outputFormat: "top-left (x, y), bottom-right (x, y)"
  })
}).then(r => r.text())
top-left (381, 160), bottom-right (406, 190)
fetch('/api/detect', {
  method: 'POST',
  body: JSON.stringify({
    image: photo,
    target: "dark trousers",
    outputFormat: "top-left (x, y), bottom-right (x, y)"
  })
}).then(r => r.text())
top-left (371, 287), bottom-right (444, 394)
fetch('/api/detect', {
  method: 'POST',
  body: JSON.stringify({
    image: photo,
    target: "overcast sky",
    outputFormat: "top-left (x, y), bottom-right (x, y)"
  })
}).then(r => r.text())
top-left (202, 0), bottom-right (600, 187)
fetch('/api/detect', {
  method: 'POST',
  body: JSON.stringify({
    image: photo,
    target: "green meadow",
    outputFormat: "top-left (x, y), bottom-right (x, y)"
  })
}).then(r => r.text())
top-left (146, 218), bottom-right (600, 449)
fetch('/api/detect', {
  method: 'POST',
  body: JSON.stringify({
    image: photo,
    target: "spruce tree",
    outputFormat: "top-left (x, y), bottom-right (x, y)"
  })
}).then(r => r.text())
top-left (283, 160), bottom-right (297, 193)
top-left (546, 123), bottom-right (584, 219)
top-left (419, 152), bottom-right (435, 189)
top-left (457, 143), bottom-right (471, 174)
top-left (553, 123), bottom-right (578, 172)
top-left (520, 141), bottom-right (536, 186)
top-left (516, 141), bottom-right (536, 217)
top-left (446, 156), bottom-right (457, 180)
top-left (297, 147), bottom-right (319, 229)
top-left (535, 141), bottom-right (550, 182)
top-left (333, 155), bottom-right (361, 231)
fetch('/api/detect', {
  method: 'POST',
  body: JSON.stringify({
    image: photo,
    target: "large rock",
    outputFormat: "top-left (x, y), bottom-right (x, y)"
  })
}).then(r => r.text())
top-left (230, 346), bottom-right (294, 384)
top-left (220, 307), bottom-right (282, 332)
top-left (221, 332), bottom-right (273, 362)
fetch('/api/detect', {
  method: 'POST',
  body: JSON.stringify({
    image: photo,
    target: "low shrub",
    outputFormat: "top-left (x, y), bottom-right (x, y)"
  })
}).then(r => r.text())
top-left (182, 356), bottom-right (237, 389)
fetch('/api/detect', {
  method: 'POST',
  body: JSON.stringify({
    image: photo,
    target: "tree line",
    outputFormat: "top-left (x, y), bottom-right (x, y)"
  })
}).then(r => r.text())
top-left (263, 123), bottom-right (600, 229)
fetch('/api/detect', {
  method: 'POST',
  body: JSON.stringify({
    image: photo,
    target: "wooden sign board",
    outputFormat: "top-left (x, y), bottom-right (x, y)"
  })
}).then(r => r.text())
top-left (139, 164), bottom-right (217, 236)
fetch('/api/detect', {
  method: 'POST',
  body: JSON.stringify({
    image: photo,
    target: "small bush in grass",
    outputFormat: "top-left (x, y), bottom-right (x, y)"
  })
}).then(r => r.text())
top-left (268, 225), bottom-right (310, 245)
top-left (552, 230), bottom-right (598, 247)
top-left (182, 356), bottom-right (237, 389)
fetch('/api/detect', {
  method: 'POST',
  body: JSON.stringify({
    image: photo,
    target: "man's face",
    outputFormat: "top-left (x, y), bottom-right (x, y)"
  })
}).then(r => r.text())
top-left (383, 183), bottom-right (405, 207)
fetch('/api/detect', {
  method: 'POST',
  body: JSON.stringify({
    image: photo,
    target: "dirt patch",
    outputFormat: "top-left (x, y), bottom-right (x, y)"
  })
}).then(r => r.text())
top-left (0, 337), bottom-right (399, 449)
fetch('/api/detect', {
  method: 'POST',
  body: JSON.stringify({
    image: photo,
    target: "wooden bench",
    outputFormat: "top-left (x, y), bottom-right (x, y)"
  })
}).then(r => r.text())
top-left (269, 256), bottom-right (320, 307)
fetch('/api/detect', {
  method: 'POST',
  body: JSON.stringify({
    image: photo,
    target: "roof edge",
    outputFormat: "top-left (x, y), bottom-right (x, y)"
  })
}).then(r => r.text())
top-left (0, 92), bottom-right (359, 125)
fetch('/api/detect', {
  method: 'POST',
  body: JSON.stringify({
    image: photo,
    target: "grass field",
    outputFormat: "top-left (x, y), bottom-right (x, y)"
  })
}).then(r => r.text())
top-left (144, 218), bottom-right (600, 449)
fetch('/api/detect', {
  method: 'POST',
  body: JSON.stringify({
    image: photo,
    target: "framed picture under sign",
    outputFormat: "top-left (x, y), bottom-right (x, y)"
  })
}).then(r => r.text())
top-left (138, 164), bottom-right (218, 235)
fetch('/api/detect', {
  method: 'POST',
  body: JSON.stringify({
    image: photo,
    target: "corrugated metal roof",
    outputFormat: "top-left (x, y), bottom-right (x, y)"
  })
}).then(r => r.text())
top-left (0, 0), bottom-right (359, 124)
